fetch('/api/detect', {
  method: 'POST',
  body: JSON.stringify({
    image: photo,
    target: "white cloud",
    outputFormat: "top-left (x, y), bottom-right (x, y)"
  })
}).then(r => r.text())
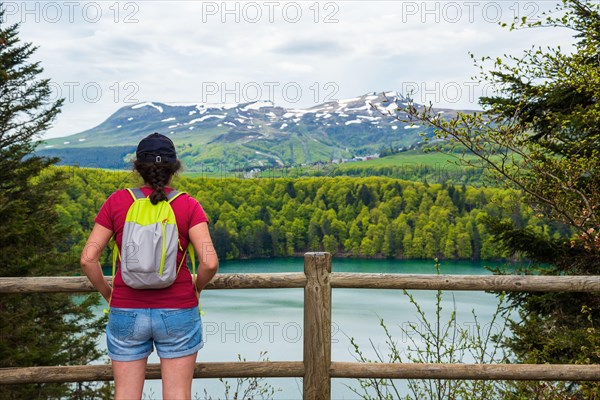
top-left (277, 61), bottom-right (315, 74)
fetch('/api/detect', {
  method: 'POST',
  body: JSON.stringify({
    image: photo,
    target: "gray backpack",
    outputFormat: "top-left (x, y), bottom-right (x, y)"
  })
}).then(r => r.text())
top-left (111, 188), bottom-right (196, 289)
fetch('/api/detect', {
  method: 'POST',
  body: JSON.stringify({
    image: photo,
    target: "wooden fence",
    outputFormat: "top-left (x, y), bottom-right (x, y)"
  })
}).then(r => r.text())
top-left (1, 252), bottom-right (600, 399)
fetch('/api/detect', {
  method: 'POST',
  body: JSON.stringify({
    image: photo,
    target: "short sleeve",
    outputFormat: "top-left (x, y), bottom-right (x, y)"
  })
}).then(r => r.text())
top-left (94, 192), bottom-right (116, 231)
top-left (188, 196), bottom-right (209, 229)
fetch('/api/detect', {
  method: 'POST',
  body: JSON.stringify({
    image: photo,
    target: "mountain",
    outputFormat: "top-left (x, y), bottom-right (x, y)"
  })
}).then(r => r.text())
top-left (38, 92), bottom-right (466, 171)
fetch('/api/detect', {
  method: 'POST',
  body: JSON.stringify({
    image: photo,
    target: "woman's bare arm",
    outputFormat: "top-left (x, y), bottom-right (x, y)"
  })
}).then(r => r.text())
top-left (189, 222), bottom-right (219, 293)
top-left (80, 223), bottom-right (114, 302)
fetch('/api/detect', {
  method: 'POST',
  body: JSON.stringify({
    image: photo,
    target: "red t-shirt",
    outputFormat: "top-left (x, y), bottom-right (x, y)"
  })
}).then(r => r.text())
top-left (95, 186), bottom-right (209, 308)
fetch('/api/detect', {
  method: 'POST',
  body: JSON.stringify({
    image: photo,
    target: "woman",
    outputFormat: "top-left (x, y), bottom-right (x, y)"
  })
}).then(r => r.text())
top-left (80, 132), bottom-right (219, 400)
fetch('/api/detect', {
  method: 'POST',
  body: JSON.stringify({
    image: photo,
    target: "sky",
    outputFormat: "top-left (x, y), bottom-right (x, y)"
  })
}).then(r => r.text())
top-left (2, 0), bottom-right (575, 139)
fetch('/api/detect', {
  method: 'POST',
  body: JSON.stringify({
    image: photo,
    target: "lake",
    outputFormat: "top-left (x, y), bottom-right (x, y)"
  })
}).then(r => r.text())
top-left (95, 258), bottom-right (518, 399)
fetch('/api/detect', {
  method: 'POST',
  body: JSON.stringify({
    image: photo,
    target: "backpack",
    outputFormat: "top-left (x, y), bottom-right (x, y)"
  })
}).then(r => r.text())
top-left (111, 188), bottom-right (196, 289)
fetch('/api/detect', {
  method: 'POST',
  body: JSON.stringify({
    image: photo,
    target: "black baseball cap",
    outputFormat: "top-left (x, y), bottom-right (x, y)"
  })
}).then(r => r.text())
top-left (136, 132), bottom-right (177, 164)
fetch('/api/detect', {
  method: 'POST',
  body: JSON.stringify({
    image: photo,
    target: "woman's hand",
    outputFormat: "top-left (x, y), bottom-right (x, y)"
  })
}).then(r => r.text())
top-left (102, 287), bottom-right (113, 303)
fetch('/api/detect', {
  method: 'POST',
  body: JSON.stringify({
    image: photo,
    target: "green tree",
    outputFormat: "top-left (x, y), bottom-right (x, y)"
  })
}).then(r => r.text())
top-left (443, 225), bottom-right (457, 259)
top-left (212, 220), bottom-right (234, 260)
top-left (0, 13), bottom-right (108, 399)
top-left (322, 234), bottom-right (338, 254)
top-left (396, 0), bottom-right (600, 396)
top-left (345, 221), bottom-right (363, 255)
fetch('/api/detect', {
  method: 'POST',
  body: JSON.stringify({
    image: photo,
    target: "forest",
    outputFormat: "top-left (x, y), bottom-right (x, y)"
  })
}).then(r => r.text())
top-left (57, 166), bottom-right (567, 263)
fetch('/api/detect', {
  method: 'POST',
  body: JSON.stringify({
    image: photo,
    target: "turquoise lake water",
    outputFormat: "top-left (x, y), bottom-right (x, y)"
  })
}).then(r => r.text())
top-left (95, 258), bottom-right (519, 399)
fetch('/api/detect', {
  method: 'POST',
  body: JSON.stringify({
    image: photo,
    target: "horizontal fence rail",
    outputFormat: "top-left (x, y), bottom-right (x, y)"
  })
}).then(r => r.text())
top-left (330, 363), bottom-right (600, 381)
top-left (330, 273), bottom-right (600, 292)
top-left (2, 273), bottom-right (600, 294)
top-left (0, 273), bottom-right (307, 293)
top-left (1, 253), bottom-right (599, 399)
top-left (2, 362), bottom-right (599, 385)
top-left (0, 362), bottom-right (305, 384)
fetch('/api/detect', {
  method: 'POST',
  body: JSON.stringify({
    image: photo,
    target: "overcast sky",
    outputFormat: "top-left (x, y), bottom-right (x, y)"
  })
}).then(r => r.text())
top-left (4, 0), bottom-right (574, 139)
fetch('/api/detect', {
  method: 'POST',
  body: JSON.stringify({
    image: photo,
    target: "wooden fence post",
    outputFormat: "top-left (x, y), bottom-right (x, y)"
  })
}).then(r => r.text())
top-left (303, 252), bottom-right (332, 400)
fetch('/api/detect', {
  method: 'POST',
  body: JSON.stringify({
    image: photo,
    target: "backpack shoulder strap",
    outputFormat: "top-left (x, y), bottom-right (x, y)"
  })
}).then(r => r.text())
top-left (126, 188), bottom-right (183, 203)
top-left (167, 190), bottom-right (186, 204)
top-left (127, 188), bottom-right (147, 200)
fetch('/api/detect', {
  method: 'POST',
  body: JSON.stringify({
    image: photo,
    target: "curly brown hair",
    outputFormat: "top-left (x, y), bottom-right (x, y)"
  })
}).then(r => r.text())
top-left (133, 160), bottom-right (182, 204)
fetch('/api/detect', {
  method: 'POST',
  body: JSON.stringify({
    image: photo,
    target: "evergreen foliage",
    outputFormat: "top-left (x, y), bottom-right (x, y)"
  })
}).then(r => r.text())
top-left (0, 12), bottom-right (108, 399)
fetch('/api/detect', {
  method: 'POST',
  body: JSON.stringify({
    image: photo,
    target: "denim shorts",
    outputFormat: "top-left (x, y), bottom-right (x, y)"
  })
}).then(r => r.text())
top-left (106, 307), bottom-right (203, 362)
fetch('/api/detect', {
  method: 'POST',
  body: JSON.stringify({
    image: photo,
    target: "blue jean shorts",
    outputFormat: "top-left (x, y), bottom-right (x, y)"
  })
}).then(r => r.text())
top-left (107, 307), bottom-right (203, 362)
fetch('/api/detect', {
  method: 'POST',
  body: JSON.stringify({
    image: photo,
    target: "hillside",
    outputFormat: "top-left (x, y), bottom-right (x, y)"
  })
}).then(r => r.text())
top-left (321, 150), bottom-right (487, 184)
top-left (60, 168), bottom-right (563, 261)
top-left (37, 92), bottom-right (472, 171)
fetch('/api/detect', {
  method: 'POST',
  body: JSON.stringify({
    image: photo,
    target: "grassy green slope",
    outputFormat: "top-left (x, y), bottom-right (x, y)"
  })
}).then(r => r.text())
top-left (319, 150), bottom-right (487, 185)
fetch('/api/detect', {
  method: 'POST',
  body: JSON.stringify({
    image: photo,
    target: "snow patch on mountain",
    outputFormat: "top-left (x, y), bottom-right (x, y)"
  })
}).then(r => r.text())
top-left (283, 109), bottom-right (309, 118)
top-left (345, 102), bottom-right (370, 112)
top-left (338, 97), bottom-right (361, 104)
top-left (241, 101), bottom-right (274, 111)
top-left (131, 102), bottom-right (163, 113)
top-left (358, 115), bottom-right (378, 121)
top-left (189, 114), bottom-right (226, 124)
